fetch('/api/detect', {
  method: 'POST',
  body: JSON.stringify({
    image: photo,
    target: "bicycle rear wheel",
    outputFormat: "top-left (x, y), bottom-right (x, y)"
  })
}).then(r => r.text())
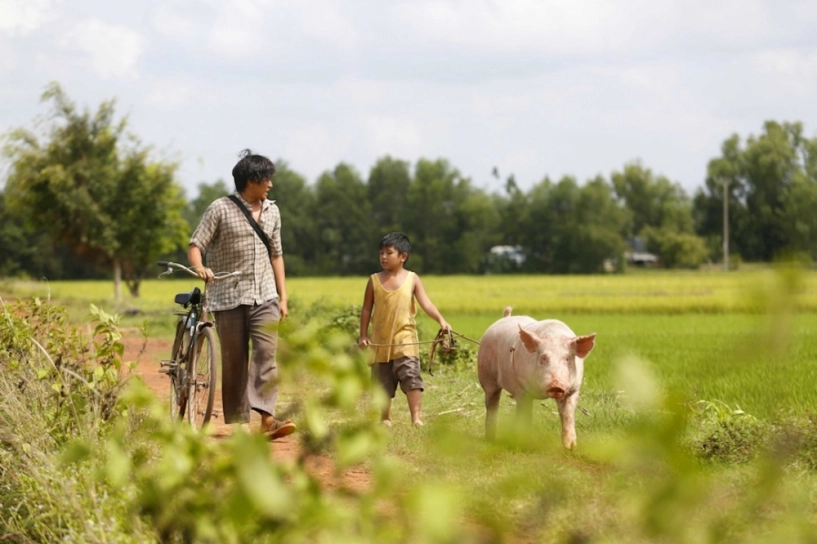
top-left (169, 320), bottom-right (189, 421)
top-left (187, 326), bottom-right (217, 430)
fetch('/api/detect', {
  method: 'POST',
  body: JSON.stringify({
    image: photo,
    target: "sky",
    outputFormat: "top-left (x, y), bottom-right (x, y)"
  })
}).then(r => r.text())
top-left (2, 0), bottom-right (816, 199)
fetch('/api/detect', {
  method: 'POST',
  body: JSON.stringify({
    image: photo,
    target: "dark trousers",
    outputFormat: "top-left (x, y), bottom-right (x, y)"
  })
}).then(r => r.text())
top-left (214, 299), bottom-right (280, 424)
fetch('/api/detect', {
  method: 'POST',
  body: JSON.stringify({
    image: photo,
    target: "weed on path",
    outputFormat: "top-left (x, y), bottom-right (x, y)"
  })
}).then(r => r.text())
top-left (122, 332), bottom-right (372, 494)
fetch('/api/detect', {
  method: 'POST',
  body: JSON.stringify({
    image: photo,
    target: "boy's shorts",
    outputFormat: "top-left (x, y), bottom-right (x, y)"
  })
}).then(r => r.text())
top-left (371, 356), bottom-right (424, 398)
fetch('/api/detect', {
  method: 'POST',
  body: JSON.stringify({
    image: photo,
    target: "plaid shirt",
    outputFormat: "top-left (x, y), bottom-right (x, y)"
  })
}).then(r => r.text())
top-left (189, 193), bottom-right (283, 312)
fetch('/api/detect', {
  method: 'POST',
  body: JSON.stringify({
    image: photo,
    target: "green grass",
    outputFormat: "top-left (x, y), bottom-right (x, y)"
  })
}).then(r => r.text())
top-left (5, 266), bottom-right (817, 316)
top-left (3, 269), bottom-right (816, 419)
top-left (5, 270), bottom-right (817, 541)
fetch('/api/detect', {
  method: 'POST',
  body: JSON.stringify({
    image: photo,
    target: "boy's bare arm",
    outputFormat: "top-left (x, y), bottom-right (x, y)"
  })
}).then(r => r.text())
top-left (413, 274), bottom-right (451, 332)
top-left (359, 278), bottom-right (375, 346)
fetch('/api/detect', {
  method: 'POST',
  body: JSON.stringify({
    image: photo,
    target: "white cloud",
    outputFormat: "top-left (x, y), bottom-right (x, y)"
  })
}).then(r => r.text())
top-left (3, 0), bottom-right (817, 199)
top-left (0, 0), bottom-right (59, 36)
top-left (363, 115), bottom-right (423, 158)
top-left (295, 1), bottom-right (362, 52)
top-left (391, 0), bottom-right (654, 56)
top-left (146, 80), bottom-right (194, 109)
top-left (749, 48), bottom-right (817, 98)
top-left (151, 3), bottom-right (200, 41)
top-left (62, 18), bottom-right (147, 79)
top-left (208, 0), bottom-right (271, 57)
top-left (282, 122), bottom-right (341, 175)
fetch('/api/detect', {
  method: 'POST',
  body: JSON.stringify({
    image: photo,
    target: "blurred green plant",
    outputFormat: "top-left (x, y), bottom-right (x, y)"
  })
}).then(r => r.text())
top-left (5, 293), bottom-right (817, 543)
top-left (690, 400), bottom-right (769, 464)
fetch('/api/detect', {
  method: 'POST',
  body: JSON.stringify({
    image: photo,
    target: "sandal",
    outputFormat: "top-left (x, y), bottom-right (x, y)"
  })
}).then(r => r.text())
top-left (263, 418), bottom-right (297, 440)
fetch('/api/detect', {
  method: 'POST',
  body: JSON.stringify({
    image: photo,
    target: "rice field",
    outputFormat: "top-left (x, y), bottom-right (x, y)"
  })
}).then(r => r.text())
top-left (3, 267), bottom-right (814, 420)
top-left (4, 266), bottom-right (816, 316)
top-left (4, 268), bottom-right (817, 541)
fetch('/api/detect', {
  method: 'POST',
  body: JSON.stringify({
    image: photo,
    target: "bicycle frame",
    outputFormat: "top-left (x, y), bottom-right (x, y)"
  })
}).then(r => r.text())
top-left (173, 287), bottom-right (212, 364)
top-left (158, 261), bottom-right (241, 428)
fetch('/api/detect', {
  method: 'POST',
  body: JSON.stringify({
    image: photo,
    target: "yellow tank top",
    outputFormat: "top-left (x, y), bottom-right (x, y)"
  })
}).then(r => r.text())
top-left (370, 271), bottom-right (418, 363)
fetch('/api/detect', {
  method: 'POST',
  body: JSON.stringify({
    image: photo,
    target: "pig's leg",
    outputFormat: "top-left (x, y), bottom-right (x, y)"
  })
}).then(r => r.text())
top-left (515, 395), bottom-right (533, 427)
top-left (556, 393), bottom-right (579, 449)
top-left (484, 388), bottom-right (501, 440)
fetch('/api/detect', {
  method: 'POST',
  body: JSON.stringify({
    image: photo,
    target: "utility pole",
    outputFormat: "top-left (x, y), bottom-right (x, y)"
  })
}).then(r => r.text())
top-left (722, 178), bottom-right (729, 271)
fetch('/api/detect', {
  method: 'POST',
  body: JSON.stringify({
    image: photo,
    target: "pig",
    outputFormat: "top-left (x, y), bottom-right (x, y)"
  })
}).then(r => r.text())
top-left (477, 307), bottom-right (596, 449)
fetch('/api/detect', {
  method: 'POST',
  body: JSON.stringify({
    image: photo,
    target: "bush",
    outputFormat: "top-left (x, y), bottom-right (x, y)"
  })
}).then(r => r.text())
top-left (0, 297), bottom-right (149, 541)
top-left (1, 295), bottom-right (473, 542)
top-left (643, 226), bottom-right (710, 269)
top-left (690, 400), bottom-right (769, 464)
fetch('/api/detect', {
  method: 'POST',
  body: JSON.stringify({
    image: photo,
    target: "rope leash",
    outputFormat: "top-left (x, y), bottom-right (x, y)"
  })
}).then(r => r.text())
top-left (361, 329), bottom-right (481, 376)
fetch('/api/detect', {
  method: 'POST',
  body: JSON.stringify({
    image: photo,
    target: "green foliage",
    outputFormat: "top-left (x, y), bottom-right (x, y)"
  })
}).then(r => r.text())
top-left (368, 156), bottom-right (411, 236)
top-left (428, 333), bottom-right (477, 372)
top-left (642, 225), bottom-right (710, 268)
top-left (185, 179), bottom-right (230, 227)
top-left (6, 290), bottom-right (817, 542)
top-left (324, 304), bottom-right (362, 338)
top-left (2, 82), bottom-right (188, 295)
top-left (0, 296), bottom-right (144, 541)
top-left (0, 297), bottom-right (131, 438)
top-left (271, 161), bottom-right (319, 276)
top-left (4, 112), bottom-right (817, 281)
top-left (690, 400), bottom-right (769, 463)
top-left (695, 121), bottom-right (817, 263)
top-left (313, 163), bottom-right (375, 275)
top-left (520, 175), bottom-right (628, 273)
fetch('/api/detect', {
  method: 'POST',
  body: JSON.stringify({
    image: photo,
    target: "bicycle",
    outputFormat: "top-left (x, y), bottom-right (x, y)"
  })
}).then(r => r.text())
top-left (157, 261), bottom-right (241, 429)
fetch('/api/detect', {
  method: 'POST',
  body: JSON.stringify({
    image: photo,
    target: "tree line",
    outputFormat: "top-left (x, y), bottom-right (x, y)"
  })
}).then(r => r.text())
top-left (2, 84), bottom-right (816, 297)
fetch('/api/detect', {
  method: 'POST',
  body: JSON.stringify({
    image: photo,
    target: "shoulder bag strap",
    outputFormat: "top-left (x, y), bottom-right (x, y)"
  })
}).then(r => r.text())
top-left (227, 194), bottom-right (272, 258)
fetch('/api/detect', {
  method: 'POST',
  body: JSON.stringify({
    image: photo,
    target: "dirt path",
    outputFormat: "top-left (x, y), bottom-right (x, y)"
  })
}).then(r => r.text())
top-left (124, 333), bottom-right (370, 493)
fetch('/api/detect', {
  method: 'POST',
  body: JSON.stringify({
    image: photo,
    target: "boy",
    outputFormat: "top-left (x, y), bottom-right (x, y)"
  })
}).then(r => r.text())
top-left (359, 232), bottom-right (451, 427)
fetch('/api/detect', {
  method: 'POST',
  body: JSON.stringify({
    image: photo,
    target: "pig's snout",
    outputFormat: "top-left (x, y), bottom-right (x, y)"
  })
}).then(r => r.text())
top-left (546, 383), bottom-right (566, 399)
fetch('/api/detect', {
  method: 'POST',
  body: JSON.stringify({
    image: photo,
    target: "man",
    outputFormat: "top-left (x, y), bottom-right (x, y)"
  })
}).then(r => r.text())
top-left (188, 149), bottom-right (296, 439)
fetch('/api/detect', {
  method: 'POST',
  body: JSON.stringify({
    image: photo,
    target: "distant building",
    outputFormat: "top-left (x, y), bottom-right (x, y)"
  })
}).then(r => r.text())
top-left (625, 251), bottom-right (659, 265)
top-left (485, 245), bottom-right (526, 273)
top-left (625, 236), bottom-right (658, 266)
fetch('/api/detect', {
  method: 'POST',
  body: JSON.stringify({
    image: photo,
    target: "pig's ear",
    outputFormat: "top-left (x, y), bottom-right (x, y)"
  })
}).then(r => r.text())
top-left (572, 333), bottom-right (597, 358)
top-left (518, 326), bottom-right (541, 352)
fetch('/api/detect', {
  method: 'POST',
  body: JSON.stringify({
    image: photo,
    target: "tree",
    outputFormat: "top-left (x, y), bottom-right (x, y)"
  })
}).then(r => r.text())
top-left (517, 177), bottom-right (556, 272)
top-left (313, 163), bottom-right (374, 275)
top-left (367, 156), bottom-right (411, 235)
top-left (3, 83), bottom-right (188, 298)
top-left (613, 161), bottom-right (708, 268)
top-left (0, 191), bottom-right (61, 278)
top-left (113, 154), bottom-right (189, 296)
top-left (269, 161), bottom-right (318, 276)
top-left (185, 179), bottom-right (230, 228)
top-left (516, 176), bottom-right (627, 274)
top-left (550, 176), bottom-right (628, 274)
top-left (780, 174), bottom-right (817, 261)
top-left (404, 159), bottom-right (462, 273)
top-left (694, 121), bottom-right (817, 263)
top-left (453, 187), bottom-right (502, 273)
top-left (494, 173), bottom-right (528, 247)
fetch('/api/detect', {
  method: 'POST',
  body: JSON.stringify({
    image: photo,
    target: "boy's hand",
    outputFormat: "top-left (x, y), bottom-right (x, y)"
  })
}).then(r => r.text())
top-left (358, 337), bottom-right (371, 348)
top-left (439, 320), bottom-right (451, 333)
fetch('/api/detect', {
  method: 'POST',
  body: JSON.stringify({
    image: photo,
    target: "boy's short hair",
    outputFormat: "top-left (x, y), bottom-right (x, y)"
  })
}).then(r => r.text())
top-left (380, 232), bottom-right (410, 261)
top-left (232, 149), bottom-right (276, 192)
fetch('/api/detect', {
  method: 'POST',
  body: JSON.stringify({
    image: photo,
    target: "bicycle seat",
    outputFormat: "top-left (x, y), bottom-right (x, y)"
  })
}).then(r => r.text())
top-left (174, 287), bottom-right (202, 307)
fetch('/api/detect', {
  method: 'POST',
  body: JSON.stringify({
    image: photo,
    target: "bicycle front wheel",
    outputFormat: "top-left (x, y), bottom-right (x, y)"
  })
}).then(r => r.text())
top-left (187, 326), bottom-right (217, 430)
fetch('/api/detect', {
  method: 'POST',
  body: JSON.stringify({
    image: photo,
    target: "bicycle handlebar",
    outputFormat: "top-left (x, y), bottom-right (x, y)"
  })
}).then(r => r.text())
top-left (157, 261), bottom-right (242, 281)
